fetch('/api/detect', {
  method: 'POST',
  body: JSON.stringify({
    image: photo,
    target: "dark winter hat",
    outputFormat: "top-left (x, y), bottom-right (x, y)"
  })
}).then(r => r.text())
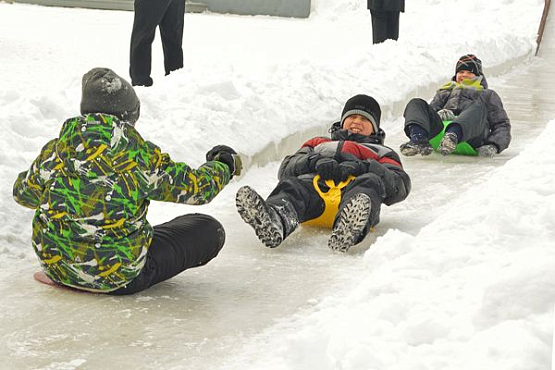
top-left (80, 67), bottom-right (140, 124)
top-left (340, 94), bottom-right (381, 134)
top-left (455, 54), bottom-right (483, 76)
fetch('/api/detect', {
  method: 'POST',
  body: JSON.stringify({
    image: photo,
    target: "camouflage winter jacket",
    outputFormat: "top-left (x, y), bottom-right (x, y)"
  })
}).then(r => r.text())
top-left (13, 114), bottom-right (231, 292)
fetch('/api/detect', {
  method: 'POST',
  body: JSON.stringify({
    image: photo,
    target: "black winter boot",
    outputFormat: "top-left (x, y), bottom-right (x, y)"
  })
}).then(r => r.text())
top-left (270, 199), bottom-right (299, 240)
top-left (438, 132), bottom-right (458, 156)
top-left (328, 193), bottom-right (372, 252)
top-left (400, 140), bottom-right (433, 156)
top-left (236, 186), bottom-right (298, 248)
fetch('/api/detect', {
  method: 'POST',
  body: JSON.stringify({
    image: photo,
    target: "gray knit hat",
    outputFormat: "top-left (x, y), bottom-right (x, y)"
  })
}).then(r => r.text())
top-left (80, 68), bottom-right (140, 124)
top-left (340, 94), bottom-right (381, 134)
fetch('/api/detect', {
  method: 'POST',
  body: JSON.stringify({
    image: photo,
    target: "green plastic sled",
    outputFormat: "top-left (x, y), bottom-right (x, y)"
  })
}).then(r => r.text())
top-left (429, 120), bottom-right (478, 156)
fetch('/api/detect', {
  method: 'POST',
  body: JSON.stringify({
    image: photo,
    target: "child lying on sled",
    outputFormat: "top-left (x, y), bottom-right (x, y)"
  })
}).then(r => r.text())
top-left (236, 94), bottom-right (411, 252)
top-left (400, 54), bottom-right (511, 157)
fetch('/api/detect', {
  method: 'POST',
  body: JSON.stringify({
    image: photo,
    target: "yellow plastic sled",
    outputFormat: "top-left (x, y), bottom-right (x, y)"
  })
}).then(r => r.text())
top-left (303, 175), bottom-right (355, 229)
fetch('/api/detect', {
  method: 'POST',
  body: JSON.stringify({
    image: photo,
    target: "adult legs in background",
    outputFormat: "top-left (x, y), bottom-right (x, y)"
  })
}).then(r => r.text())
top-left (371, 10), bottom-right (400, 44)
top-left (110, 213), bottom-right (225, 295)
top-left (159, 0), bottom-right (185, 75)
top-left (386, 11), bottom-right (400, 41)
top-left (370, 10), bottom-right (388, 44)
top-left (129, 0), bottom-right (173, 86)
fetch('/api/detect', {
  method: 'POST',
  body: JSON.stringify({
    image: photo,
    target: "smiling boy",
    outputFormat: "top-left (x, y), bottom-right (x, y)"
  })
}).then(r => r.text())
top-left (236, 94), bottom-right (411, 252)
top-left (400, 54), bottom-right (511, 157)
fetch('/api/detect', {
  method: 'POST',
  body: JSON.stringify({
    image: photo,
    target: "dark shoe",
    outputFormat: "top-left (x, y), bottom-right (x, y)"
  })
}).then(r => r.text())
top-left (271, 199), bottom-right (299, 239)
top-left (400, 141), bottom-right (433, 156)
top-left (132, 77), bottom-right (153, 87)
top-left (328, 193), bottom-right (371, 253)
top-left (236, 186), bottom-right (284, 248)
top-left (438, 132), bottom-right (458, 156)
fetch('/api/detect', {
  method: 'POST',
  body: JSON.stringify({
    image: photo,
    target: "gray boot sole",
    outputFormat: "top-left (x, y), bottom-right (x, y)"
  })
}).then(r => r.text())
top-left (328, 193), bottom-right (371, 253)
top-left (236, 186), bottom-right (283, 248)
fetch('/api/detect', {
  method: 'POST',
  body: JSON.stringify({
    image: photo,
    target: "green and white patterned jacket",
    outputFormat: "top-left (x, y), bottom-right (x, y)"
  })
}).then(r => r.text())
top-left (13, 113), bottom-right (231, 292)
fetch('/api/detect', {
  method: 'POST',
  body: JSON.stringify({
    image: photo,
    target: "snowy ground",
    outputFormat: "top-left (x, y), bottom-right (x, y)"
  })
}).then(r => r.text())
top-left (0, 0), bottom-right (553, 369)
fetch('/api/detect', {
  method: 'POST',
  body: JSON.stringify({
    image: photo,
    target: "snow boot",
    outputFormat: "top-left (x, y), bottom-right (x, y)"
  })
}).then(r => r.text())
top-left (400, 140), bottom-right (433, 156)
top-left (438, 132), bottom-right (458, 156)
top-left (236, 186), bottom-right (298, 248)
top-left (328, 193), bottom-right (371, 253)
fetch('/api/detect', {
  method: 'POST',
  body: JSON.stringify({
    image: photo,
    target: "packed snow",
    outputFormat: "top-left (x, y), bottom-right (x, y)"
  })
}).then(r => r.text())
top-left (0, 0), bottom-right (553, 369)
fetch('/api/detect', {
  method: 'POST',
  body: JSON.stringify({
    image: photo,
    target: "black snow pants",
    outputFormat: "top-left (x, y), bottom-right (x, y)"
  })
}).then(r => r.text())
top-left (110, 214), bottom-right (225, 295)
top-left (403, 97), bottom-right (490, 148)
top-left (266, 174), bottom-right (383, 245)
top-left (370, 10), bottom-right (400, 44)
top-left (129, 0), bottom-right (185, 85)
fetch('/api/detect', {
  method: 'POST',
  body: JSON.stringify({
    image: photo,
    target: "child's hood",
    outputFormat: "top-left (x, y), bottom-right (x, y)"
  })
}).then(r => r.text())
top-left (55, 113), bottom-right (146, 178)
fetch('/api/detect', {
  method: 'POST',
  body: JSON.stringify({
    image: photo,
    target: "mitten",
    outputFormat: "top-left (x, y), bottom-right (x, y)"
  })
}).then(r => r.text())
top-left (437, 109), bottom-right (455, 121)
top-left (314, 158), bottom-right (339, 181)
top-left (337, 161), bottom-right (365, 182)
top-left (206, 145), bottom-right (243, 177)
top-left (477, 144), bottom-right (497, 157)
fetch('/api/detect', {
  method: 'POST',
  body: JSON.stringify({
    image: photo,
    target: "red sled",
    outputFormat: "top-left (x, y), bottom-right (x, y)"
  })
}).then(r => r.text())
top-left (33, 271), bottom-right (85, 293)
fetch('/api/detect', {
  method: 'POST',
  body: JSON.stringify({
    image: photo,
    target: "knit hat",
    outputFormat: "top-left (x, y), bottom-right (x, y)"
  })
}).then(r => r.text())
top-left (455, 54), bottom-right (483, 77)
top-left (340, 94), bottom-right (381, 134)
top-left (80, 68), bottom-right (140, 124)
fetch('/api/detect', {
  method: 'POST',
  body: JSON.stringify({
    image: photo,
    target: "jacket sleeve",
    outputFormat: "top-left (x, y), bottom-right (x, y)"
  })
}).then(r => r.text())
top-left (365, 150), bottom-right (411, 206)
top-left (13, 139), bottom-right (58, 210)
top-left (277, 146), bottom-right (320, 180)
top-left (379, 162), bottom-right (411, 205)
top-left (429, 89), bottom-right (450, 112)
top-left (484, 90), bottom-right (511, 153)
top-left (147, 145), bottom-right (231, 205)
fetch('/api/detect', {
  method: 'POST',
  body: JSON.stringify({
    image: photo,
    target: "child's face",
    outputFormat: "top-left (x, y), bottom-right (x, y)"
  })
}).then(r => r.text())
top-left (456, 69), bottom-right (477, 83)
top-left (343, 114), bottom-right (374, 136)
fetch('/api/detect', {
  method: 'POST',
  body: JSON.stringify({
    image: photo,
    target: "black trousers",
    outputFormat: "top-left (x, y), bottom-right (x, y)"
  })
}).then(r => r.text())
top-left (267, 174), bottom-right (383, 244)
top-left (110, 214), bottom-right (225, 295)
top-left (403, 97), bottom-right (489, 147)
top-left (370, 10), bottom-right (400, 44)
top-left (129, 0), bottom-right (185, 85)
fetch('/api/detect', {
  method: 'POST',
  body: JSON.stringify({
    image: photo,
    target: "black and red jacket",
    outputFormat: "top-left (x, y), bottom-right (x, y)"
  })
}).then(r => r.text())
top-left (277, 123), bottom-right (411, 206)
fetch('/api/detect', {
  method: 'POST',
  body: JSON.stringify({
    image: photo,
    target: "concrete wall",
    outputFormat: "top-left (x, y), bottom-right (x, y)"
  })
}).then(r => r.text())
top-left (11, 0), bottom-right (311, 17)
top-left (14, 0), bottom-right (135, 11)
top-left (201, 0), bottom-right (311, 18)
top-left (12, 0), bottom-right (209, 12)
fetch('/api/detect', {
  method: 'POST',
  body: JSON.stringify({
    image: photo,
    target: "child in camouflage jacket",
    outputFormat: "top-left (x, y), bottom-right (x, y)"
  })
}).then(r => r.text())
top-left (13, 67), bottom-right (241, 294)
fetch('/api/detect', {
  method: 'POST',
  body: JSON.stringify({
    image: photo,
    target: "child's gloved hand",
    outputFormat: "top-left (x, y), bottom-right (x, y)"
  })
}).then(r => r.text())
top-left (206, 145), bottom-right (243, 177)
top-left (314, 157), bottom-right (339, 181)
top-left (437, 109), bottom-right (455, 121)
top-left (337, 161), bottom-right (364, 182)
top-left (477, 144), bottom-right (497, 157)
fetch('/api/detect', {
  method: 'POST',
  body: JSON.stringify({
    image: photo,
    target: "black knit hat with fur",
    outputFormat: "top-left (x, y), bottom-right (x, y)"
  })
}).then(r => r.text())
top-left (80, 68), bottom-right (140, 124)
top-left (455, 54), bottom-right (483, 76)
top-left (340, 94), bottom-right (381, 134)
